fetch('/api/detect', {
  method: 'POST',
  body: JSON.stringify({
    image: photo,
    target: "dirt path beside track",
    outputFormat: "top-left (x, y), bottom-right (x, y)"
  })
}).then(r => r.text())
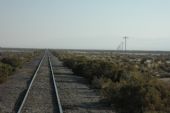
top-left (51, 55), bottom-right (115, 113)
top-left (0, 56), bottom-right (41, 113)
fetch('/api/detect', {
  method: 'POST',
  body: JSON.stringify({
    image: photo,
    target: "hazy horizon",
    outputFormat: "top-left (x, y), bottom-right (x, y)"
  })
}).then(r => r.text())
top-left (0, 0), bottom-right (170, 51)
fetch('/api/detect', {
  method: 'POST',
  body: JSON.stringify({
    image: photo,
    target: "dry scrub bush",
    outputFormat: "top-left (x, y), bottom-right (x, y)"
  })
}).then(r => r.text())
top-left (0, 63), bottom-right (13, 83)
top-left (0, 51), bottom-right (41, 83)
top-left (102, 74), bottom-right (170, 113)
top-left (55, 52), bottom-right (170, 113)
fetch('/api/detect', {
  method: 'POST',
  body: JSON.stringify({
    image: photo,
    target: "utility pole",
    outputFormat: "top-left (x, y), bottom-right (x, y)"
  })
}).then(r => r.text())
top-left (123, 36), bottom-right (128, 51)
top-left (121, 42), bottom-right (124, 51)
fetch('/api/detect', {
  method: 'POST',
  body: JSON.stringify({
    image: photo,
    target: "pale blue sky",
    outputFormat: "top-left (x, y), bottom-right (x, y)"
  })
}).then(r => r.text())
top-left (0, 0), bottom-right (170, 50)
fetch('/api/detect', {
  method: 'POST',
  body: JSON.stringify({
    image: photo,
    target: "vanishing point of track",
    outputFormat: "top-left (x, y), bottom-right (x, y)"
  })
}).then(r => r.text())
top-left (17, 52), bottom-right (63, 113)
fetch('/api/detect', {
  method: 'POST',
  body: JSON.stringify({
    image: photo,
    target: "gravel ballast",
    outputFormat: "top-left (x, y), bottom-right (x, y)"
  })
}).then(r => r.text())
top-left (20, 56), bottom-right (58, 113)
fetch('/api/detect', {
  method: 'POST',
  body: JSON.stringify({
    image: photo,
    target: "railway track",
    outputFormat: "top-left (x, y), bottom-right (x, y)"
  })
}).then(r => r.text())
top-left (17, 52), bottom-right (63, 113)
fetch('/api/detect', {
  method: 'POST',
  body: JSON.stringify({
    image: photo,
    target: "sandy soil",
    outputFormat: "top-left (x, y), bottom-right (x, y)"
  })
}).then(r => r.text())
top-left (160, 78), bottom-right (170, 87)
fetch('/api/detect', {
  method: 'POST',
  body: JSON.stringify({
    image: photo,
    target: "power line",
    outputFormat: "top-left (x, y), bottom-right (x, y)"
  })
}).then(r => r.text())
top-left (116, 42), bottom-right (124, 51)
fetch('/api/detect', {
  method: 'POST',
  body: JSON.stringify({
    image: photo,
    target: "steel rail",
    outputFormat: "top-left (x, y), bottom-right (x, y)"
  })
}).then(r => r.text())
top-left (17, 54), bottom-right (45, 113)
top-left (48, 55), bottom-right (63, 113)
